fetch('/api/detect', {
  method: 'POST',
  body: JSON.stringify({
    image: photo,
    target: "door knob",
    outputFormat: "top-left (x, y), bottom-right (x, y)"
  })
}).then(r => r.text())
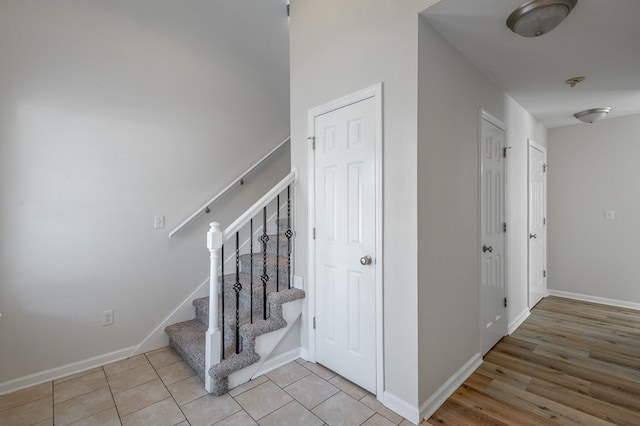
top-left (529, 233), bottom-right (537, 239)
top-left (360, 255), bottom-right (373, 265)
top-left (482, 245), bottom-right (493, 253)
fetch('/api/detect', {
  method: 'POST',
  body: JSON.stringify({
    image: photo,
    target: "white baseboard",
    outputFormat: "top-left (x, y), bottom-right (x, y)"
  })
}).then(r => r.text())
top-left (382, 391), bottom-right (420, 425)
top-left (508, 308), bottom-right (530, 334)
top-left (547, 289), bottom-right (640, 311)
top-left (254, 347), bottom-right (302, 377)
top-left (0, 346), bottom-right (136, 396)
top-left (130, 278), bottom-right (210, 356)
top-left (419, 352), bottom-right (482, 422)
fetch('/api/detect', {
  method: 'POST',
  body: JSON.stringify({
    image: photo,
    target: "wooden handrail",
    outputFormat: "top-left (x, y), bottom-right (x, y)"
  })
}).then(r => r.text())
top-left (169, 137), bottom-right (290, 238)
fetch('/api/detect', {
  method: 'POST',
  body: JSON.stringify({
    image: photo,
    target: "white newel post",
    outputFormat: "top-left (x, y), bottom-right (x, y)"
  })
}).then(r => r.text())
top-left (205, 222), bottom-right (223, 393)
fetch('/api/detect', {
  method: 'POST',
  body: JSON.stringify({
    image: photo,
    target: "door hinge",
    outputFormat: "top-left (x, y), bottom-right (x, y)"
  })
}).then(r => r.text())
top-left (312, 228), bottom-right (316, 239)
top-left (543, 217), bottom-right (546, 225)
top-left (313, 317), bottom-right (316, 329)
top-left (503, 146), bottom-right (511, 158)
top-left (504, 297), bottom-right (508, 308)
top-left (307, 136), bottom-right (316, 150)
top-left (503, 222), bottom-right (507, 233)
top-left (543, 270), bottom-right (546, 278)
top-left (543, 164), bottom-right (548, 173)
top-left (286, 4), bottom-right (290, 17)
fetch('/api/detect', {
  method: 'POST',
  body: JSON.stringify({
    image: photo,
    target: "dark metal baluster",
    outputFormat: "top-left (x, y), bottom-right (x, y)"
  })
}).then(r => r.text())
top-left (286, 185), bottom-right (292, 289)
top-left (221, 245), bottom-right (225, 360)
top-left (250, 218), bottom-right (254, 323)
top-left (276, 194), bottom-right (280, 292)
top-left (234, 232), bottom-right (242, 354)
top-left (260, 207), bottom-right (269, 320)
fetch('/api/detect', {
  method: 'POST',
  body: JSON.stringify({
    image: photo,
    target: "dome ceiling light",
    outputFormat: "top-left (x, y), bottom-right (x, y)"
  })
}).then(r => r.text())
top-left (574, 107), bottom-right (612, 124)
top-left (506, 0), bottom-right (578, 38)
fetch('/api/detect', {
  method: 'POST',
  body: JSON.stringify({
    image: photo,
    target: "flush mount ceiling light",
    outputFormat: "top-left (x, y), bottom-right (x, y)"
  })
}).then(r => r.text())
top-left (574, 107), bottom-right (611, 124)
top-left (506, 0), bottom-right (577, 37)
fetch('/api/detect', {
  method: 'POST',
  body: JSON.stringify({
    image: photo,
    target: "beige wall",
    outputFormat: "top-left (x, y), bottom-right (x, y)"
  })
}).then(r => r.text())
top-left (548, 114), bottom-right (640, 305)
top-left (0, 0), bottom-right (290, 385)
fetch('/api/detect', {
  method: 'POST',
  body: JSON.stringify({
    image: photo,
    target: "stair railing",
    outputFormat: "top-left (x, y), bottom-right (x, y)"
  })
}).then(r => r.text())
top-left (205, 168), bottom-right (297, 393)
top-left (169, 137), bottom-right (290, 238)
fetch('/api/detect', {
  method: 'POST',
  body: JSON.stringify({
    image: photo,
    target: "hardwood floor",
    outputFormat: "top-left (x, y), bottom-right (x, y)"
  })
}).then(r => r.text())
top-left (425, 296), bottom-right (640, 425)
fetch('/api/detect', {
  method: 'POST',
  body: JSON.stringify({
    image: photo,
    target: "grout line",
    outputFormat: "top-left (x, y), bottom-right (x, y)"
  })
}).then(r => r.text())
top-left (102, 366), bottom-right (123, 426)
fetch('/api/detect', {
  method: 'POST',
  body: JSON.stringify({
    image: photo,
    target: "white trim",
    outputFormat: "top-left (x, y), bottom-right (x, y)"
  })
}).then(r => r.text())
top-left (547, 290), bottom-right (640, 311)
top-left (382, 391), bottom-right (420, 425)
top-left (419, 352), bottom-right (483, 422)
top-left (129, 278), bottom-right (210, 356)
top-left (508, 308), bottom-right (531, 335)
top-left (527, 139), bottom-right (547, 308)
top-left (253, 347), bottom-right (303, 378)
top-left (479, 109), bottom-right (508, 355)
top-left (307, 83), bottom-right (385, 397)
top-left (0, 346), bottom-right (136, 396)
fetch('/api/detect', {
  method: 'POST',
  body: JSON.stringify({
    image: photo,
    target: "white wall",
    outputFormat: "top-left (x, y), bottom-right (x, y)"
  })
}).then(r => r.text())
top-left (504, 96), bottom-right (547, 329)
top-left (548, 114), bottom-right (640, 305)
top-left (0, 0), bottom-right (290, 385)
top-left (290, 0), bottom-right (440, 415)
top-left (417, 17), bottom-right (505, 404)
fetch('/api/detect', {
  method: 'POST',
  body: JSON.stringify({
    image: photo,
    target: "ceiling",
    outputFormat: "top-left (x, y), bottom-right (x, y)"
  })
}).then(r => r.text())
top-left (423, 0), bottom-right (640, 128)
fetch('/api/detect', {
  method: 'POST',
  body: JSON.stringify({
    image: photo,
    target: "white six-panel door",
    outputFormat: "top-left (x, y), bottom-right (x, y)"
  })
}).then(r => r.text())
top-left (480, 112), bottom-right (507, 355)
top-left (314, 96), bottom-right (377, 393)
top-left (529, 141), bottom-right (547, 308)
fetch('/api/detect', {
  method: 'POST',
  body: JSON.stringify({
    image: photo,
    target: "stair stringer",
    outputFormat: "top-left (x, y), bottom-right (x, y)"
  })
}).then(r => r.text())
top-left (208, 288), bottom-right (304, 395)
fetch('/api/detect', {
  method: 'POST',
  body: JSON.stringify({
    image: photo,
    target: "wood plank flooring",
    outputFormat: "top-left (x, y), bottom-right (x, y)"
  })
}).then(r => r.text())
top-left (425, 296), bottom-right (640, 425)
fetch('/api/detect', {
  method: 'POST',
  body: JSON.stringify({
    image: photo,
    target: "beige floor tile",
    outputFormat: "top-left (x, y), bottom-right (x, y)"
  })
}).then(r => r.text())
top-left (68, 406), bottom-right (120, 426)
top-left (228, 376), bottom-right (268, 397)
top-left (312, 392), bottom-right (374, 426)
top-left (362, 413), bottom-right (396, 426)
top-left (264, 362), bottom-right (311, 388)
top-left (54, 367), bottom-right (103, 385)
top-left (113, 379), bottom-right (170, 417)
top-left (257, 400), bottom-right (323, 426)
top-left (167, 375), bottom-right (207, 406)
top-left (32, 418), bottom-right (53, 426)
top-left (295, 358), bottom-right (306, 365)
top-left (283, 373), bottom-right (339, 409)
top-left (54, 388), bottom-right (114, 426)
top-left (54, 369), bottom-right (108, 404)
top-left (157, 361), bottom-right (195, 386)
top-left (233, 381), bottom-right (292, 421)
top-left (120, 397), bottom-right (185, 426)
top-left (146, 347), bottom-right (183, 370)
top-left (175, 422), bottom-right (190, 426)
top-left (301, 361), bottom-right (337, 381)
top-left (399, 419), bottom-right (416, 426)
top-left (103, 355), bottom-right (149, 377)
top-left (328, 375), bottom-right (369, 400)
top-left (0, 382), bottom-right (52, 413)
top-left (182, 393), bottom-right (241, 426)
top-left (359, 394), bottom-right (404, 424)
top-left (0, 396), bottom-right (52, 426)
top-left (107, 362), bottom-right (158, 394)
top-left (214, 410), bottom-right (258, 426)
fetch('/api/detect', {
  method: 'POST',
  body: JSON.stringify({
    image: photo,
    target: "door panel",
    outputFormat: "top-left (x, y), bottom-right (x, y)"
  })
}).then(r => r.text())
top-left (315, 97), bottom-right (376, 393)
top-left (481, 115), bottom-right (507, 355)
top-left (529, 143), bottom-right (547, 307)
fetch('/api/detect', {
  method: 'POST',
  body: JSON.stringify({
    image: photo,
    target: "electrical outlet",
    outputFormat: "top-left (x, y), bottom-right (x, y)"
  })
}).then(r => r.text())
top-left (102, 309), bottom-right (114, 326)
top-left (154, 215), bottom-right (165, 229)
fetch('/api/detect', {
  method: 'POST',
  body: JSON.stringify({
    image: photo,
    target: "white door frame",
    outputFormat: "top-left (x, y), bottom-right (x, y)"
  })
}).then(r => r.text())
top-left (307, 83), bottom-right (384, 398)
top-left (527, 139), bottom-right (547, 306)
top-left (478, 109), bottom-right (509, 353)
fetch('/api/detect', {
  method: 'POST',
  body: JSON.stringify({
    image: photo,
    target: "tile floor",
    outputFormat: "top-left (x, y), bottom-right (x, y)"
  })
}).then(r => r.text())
top-left (0, 347), bottom-right (414, 426)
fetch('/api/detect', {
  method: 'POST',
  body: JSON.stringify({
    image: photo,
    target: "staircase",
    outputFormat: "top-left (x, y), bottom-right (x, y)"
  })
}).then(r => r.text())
top-left (165, 171), bottom-right (304, 395)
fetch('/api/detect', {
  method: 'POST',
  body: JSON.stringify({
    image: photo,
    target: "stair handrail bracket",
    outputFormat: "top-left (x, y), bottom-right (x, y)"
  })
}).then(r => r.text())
top-left (205, 222), bottom-right (223, 392)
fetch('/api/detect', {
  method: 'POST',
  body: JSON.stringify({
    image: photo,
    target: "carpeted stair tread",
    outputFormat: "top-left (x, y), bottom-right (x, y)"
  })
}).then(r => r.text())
top-left (165, 319), bottom-right (206, 380)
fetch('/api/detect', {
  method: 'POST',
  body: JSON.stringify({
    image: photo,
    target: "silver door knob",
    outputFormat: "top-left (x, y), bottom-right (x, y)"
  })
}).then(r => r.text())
top-left (529, 233), bottom-right (537, 239)
top-left (360, 255), bottom-right (372, 265)
top-left (482, 245), bottom-right (493, 253)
